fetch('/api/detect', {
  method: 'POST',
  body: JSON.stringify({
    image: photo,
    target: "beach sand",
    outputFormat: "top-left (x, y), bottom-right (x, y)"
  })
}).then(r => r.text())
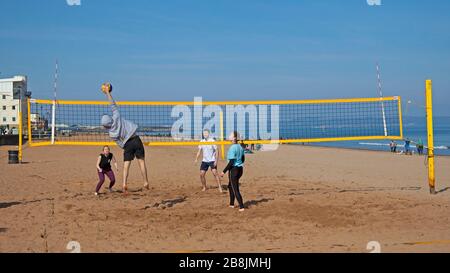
top-left (0, 144), bottom-right (449, 253)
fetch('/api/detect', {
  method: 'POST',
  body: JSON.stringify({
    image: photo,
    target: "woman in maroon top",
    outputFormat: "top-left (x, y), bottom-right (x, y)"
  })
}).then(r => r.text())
top-left (95, 146), bottom-right (119, 196)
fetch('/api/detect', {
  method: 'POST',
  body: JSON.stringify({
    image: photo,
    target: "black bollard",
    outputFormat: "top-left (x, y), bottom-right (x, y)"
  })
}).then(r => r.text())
top-left (8, 150), bottom-right (19, 164)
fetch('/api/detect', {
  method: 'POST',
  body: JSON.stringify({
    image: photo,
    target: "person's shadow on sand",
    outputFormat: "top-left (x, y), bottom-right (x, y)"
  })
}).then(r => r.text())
top-left (437, 187), bottom-right (450, 194)
top-left (0, 201), bottom-right (21, 209)
top-left (144, 196), bottom-right (187, 209)
top-left (244, 198), bottom-right (274, 208)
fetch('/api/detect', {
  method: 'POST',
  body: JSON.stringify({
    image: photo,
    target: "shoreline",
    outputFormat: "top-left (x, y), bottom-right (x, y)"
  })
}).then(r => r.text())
top-left (280, 142), bottom-right (450, 158)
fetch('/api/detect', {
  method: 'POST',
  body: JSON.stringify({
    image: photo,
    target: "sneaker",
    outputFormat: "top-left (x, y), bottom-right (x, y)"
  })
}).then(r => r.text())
top-left (94, 192), bottom-right (99, 196)
top-left (108, 188), bottom-right (114, 193)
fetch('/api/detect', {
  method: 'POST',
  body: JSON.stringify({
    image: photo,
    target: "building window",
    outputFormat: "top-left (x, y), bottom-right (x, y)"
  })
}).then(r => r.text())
top-left (2, 117), bottom-right (6, 122)
top-left (2, 106), bottom-right (5, 110)
top-left (2, 95), bottom-right (5, 99)
top-left (12, 106), bottom-right (16, 110)
top-left (12, 117), bottom-right (16, 122)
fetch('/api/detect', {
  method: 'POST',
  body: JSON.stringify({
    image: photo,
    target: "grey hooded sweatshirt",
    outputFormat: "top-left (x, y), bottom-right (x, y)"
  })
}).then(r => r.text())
top-left (101, 101), bottom-right (138, 148)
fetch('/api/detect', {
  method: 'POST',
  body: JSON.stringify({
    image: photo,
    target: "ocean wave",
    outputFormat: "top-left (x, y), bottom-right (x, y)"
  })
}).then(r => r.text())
top-left (358, 142), bottom-right (390, 147)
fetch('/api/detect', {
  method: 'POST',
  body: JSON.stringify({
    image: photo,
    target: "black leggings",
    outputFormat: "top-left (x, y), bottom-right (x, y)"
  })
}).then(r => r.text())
top-left (228, 167), bottom-right (244, 209)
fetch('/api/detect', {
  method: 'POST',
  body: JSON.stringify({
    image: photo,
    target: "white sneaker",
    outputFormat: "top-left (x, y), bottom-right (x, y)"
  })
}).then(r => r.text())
top-left (94, 192), bottom-right (99, 196)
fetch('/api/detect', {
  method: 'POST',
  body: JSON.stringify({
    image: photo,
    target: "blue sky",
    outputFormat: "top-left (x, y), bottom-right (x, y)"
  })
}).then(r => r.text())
top-left (0, 0), bottom-right (449, 115)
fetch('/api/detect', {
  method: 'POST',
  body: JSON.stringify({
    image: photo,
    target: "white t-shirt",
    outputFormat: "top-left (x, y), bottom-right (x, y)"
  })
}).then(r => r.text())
top-left (199, 138), bottom-right (217, 163)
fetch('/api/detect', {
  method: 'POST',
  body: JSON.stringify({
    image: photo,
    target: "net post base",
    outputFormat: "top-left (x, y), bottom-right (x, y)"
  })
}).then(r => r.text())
top-left (429, 187), bottom-right (436, 195)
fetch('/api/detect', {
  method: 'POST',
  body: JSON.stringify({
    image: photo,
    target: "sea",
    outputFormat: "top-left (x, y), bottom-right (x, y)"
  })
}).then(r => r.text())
top-left (308, 116), bottom-right (450, 156)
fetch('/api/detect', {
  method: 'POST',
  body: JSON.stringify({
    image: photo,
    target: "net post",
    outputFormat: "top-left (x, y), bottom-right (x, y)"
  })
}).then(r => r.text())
top-left (397, 96), bottom-right (404, 139)
top-left (51, 100), bottom-right (56, 144)
top-left (18, 110), bottom-right (23, 163)
top-left (380, 98), bottom-right (388, 137)
top-left (27, 98), bottom-right (32, 146)
top-left (220, 111), bottom-right (225, 160)
top-left (425, 79), bottom-right (436, 195)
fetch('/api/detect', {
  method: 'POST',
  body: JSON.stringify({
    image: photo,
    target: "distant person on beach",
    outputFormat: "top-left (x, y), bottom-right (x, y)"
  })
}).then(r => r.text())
top-left (195, 129), bottom-right (223, 193)
top-left (416, 139), bottom-right (424, 155)
top-left (95, 145), bottom-right (119, 196)
top-left (239, 140), bottom-right (254, 154)
top-left (221, 131), bottom-right (246, 212)
top-left (404, 138), bottom-right (412, 155)
top-left (240, 140), bottom-right (247, 150)
top-left (390, 140), bottom-right (397, 153)
top-left (101, 87), bottom-right (149, 194)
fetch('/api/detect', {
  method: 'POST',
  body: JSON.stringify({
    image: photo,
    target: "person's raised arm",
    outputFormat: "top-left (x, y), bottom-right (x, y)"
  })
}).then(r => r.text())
top-left (104, 90), bottom-right (120, 118)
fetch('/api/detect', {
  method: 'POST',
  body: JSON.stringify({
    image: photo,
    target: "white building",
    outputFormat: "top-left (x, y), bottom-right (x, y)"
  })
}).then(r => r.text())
top-left (0, 75), bottom-right (31, 133)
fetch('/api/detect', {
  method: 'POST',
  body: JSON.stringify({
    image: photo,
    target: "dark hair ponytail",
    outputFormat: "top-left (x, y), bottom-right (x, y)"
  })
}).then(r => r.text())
top-left (232, 131), bottom-right (239, 143)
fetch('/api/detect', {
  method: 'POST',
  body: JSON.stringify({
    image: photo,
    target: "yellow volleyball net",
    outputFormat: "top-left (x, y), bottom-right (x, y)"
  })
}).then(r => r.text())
top-left (27, 96), bottom-right (403, 147)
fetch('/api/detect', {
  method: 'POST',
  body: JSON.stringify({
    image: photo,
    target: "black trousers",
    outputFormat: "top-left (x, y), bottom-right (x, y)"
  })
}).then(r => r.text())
top-left (228, 166), bottom-right (244, 209)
